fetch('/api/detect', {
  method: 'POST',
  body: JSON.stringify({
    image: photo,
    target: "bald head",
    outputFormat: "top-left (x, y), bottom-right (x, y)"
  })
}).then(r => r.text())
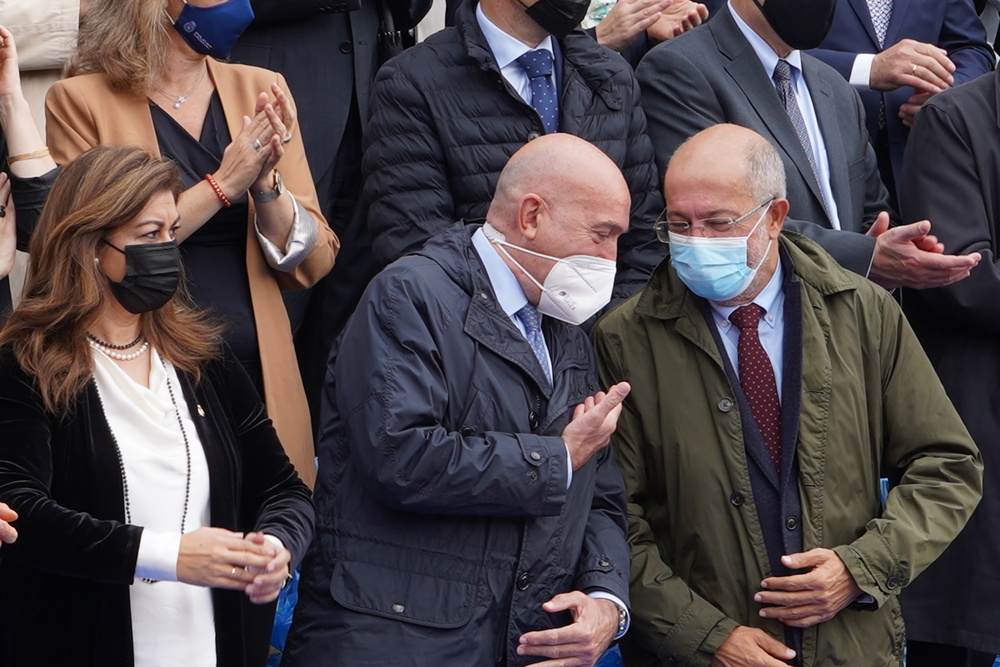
top-left (488, 134), bottom-right (629, 229)
top-left (667, 124), bottom-right (785, 205)
top-left (483, 134), bottom-right (631, 305)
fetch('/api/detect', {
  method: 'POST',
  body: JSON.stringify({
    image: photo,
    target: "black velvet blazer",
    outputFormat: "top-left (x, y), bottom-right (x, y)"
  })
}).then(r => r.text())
top-left (0, 346), bottom-right (315, 667)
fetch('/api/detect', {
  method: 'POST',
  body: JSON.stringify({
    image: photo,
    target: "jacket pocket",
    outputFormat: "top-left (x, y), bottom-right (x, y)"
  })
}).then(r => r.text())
top-left (330, 560), bottom-right (478, 629)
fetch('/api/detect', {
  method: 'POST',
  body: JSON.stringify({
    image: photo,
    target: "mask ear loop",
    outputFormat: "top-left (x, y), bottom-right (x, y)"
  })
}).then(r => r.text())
top-left (483, 223), bottom-right (549, 294)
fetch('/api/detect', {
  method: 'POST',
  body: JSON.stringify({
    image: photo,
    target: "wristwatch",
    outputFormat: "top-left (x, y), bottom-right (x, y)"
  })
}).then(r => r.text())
top-left (251, 170), bottom-right (283, 203)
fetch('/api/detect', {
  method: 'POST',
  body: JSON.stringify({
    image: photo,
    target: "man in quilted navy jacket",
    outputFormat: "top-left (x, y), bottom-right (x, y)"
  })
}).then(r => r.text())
top-left (362, 0), bottom-right (663, 299)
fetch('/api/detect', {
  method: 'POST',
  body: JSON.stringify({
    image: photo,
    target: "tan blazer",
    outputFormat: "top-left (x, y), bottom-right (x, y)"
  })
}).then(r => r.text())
top-left (46, 58), bottom-right (340, 487)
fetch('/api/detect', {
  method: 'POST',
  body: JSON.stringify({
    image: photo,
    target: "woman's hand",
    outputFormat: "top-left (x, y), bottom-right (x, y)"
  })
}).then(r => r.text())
top-left (0, 26), bottom-right (24, 102)
top-left (595, 0), bottom-right (674, 52)
top-left (0, 502), bottom-right (17, 546)
top-left (176, 526), bottom-right (277, 590)
top-left (0, 173), bottom-right (16, 280)
top-left (242, 531), bottom-right (292, 605)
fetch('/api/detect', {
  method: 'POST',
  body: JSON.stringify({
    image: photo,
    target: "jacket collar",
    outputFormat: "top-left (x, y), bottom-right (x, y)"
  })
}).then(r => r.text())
top-left (634, 231), bottom-right (858, 323)
top-left (455, 0), bottom-right (625, 110)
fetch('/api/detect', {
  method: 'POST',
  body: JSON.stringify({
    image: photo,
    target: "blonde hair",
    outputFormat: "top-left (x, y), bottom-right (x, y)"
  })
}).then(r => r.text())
top-left (0, 145), bottom-right (222, 413)
top-left (67, 0), bottom-right (171, 96)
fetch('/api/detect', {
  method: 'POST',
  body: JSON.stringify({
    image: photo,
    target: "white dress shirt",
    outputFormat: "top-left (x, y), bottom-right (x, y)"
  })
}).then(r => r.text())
top-left (730, 1), bottom-right (843, 230)
top-left (472, 228), bottom-right (629, 634)
top-left (476, 2), bottom-right (556, 106)
top-left (91, 347), bottom-right (216, 667)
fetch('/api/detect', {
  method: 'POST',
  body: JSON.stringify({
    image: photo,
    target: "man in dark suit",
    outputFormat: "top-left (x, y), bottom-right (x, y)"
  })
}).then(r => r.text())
top-left (636, 0), bottom-right (979, 290)
top-left (810, 0), bottom-right (993, 204)
top-left (231, 0), bottom-right (431, 432)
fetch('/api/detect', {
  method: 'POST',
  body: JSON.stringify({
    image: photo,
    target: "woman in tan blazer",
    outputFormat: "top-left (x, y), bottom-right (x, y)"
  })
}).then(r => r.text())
top-left (46, 0), bottom-right (339, 487)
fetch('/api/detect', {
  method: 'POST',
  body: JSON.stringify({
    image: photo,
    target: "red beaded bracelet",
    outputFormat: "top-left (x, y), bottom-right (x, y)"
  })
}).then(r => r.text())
top-left (204, 173), bottom-right (231, 208)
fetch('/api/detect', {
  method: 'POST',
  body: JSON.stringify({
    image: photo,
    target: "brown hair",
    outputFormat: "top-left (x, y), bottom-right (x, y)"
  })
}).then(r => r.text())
top-left (0, 145), bottom-right (222, 412)
top-left (67, 0), bottom-right (171, 96)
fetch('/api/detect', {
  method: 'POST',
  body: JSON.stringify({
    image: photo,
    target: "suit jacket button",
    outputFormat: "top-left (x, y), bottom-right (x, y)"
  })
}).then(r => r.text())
top-left (526, 131), bottom-right (541, 141)
top-left (517, 573), bottom-right (530, 590)
top-left (785, 516), bottom-right (798, 531)
top-left (339, 41), bottom-right (353, 54)
top-left (730, 492), bottom-right (745, 507)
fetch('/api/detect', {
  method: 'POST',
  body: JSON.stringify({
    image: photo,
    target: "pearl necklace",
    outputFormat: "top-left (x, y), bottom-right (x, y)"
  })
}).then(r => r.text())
top-left (92, 357), bottom-right (193, 585)
top-left (89, 339), bottom-right (150, 361)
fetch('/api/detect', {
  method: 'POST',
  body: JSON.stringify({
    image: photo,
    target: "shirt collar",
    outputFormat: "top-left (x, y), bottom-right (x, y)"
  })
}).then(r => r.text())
top-left (710, 260), bottom-right (784, 326)
top-left (472, 226), bottom-right (530, 318)
top-left (476, 1), bottom-right (554, 70)
top-left (728, 0), bottom-right (802, 78)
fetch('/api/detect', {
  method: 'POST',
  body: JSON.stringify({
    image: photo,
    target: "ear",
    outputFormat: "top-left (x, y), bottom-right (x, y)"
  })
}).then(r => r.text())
top-left (516, 193), bottom-right (547, 241)
top-left (767, 198), bottom-right (789, 240)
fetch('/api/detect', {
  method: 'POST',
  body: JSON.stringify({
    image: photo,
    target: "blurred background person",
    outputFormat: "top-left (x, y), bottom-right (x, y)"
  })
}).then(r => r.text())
top-left (46, 0), bottom-right (340, 486)
top-left (230, 0), bottom-right (431, 435)
top-left (898, 63), bottom-right (1000, 667)
top-left (0, 25), bottom-right (59, 319)
top-left (0, 144), bottom-right (314, 667)
top-left (810, 0), bottom-right (993, 207)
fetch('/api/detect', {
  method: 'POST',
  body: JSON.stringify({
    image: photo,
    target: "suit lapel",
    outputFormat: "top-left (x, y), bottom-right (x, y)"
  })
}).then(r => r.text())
top-left (714, 10), bottom-right (831, 223)
top-left (803, 58), bottom-right (852, 227)
top-left (845, 0), bottom-right (881, 48)
top-left (883, 0), bottom-right (910, 48)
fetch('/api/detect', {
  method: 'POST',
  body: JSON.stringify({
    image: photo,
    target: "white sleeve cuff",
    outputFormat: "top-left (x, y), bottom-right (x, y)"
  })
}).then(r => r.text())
top-left (850, 54), bottom-right (876, 90)
top-left (263, 534), bottom-right (285, 552)
top-left (564, 441), bottom-right (573, 489)
top-left (254, 193), bottom-right (318, 272)
top-left (588, 591), bottom-right (630, 639)
top-left (135, 528), bottom-right (182, 582)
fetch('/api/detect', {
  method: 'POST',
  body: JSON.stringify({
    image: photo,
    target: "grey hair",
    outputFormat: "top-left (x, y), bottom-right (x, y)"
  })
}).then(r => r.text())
top-left (743, 139), bottom-right (786, 202)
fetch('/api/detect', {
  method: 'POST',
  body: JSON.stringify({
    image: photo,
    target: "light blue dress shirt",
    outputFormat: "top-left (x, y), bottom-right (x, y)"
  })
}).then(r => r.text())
top-left (729, 1), bottom-right (843, 230)
top-left (476, 3), bottom-right (555, 106)
top-left (709, 263), bottom-right (785, 398)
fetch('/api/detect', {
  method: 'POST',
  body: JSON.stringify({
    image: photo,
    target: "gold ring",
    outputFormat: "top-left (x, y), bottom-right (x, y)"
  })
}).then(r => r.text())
top-left (230, 566), bottom-right (237, 578)
top-left (911, 64), bottom-right (917, 76)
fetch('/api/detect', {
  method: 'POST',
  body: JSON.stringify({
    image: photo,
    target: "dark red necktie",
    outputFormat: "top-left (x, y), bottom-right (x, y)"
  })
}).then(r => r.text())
top-left (729, 304), bottom-right (782, 471)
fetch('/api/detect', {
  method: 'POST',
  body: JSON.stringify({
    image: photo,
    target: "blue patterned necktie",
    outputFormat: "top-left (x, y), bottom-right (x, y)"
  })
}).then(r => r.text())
top-left (516, 303), bottom-right (552, 386)
top-left (772, 59), bottom-right (825, 205)
top-left (867, 0), bottom-right (893, 128)
top-left (867, 0), bottom-right (892, 47)
top-left (516, 49), bottom-right (559, 135)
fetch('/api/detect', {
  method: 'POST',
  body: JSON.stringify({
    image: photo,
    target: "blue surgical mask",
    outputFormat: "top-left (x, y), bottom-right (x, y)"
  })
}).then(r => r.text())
top-left (668, 202), bottom-right (773, 302)
top-left (170, 0), bottom-right (254, 59)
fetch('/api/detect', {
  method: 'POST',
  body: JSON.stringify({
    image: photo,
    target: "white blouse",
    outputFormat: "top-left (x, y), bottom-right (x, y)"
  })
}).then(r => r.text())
top-left (91, 347), bottom-right (217, 667)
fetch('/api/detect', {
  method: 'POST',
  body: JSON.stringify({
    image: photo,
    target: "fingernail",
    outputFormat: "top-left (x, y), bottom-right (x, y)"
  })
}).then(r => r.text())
top-left (760, 581), bottom-right (768, 589)
top-left (759, 609), bottom-right (768, 617)
top-left (754, 594), bottom-right (763, 602)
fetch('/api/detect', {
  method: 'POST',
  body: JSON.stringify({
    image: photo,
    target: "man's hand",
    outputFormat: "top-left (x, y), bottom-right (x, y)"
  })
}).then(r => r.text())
top-left (562, 382), bottom-right (630, 471)
top-left (596, 0), bottom-right (674, 52)
top-left (710, 626), bottom-right (796, 667)
top-left (516, 592), bottom-right (619, 666)
top-left (647, 1), bottom-right (709, 44)
top-left (0, 502), bottom-right (17, 546)
top-left (866, 212), bottom-right (981, 289)
top-left (870, 39), bottom-right (955, 94)
top-left (755, 548), bottom-right (862, 628)
top-left (898, 91), bottom-right (934, 128)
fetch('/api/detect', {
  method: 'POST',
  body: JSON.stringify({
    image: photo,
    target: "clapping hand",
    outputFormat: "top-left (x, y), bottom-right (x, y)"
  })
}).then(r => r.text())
top-left (0, 502), bottom-right (17, 546)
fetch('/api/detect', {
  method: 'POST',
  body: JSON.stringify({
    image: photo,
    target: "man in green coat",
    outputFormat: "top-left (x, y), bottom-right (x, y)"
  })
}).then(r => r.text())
top-left (592, 124), bottom-right (983, 667)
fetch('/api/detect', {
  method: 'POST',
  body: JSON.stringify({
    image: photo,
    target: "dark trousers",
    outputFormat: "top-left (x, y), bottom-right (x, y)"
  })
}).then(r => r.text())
top-left (907, 640), bottom-right (996, 667)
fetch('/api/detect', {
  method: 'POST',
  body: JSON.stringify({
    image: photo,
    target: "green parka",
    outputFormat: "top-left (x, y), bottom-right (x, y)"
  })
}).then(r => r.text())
top-left (593, 232), bottom-right (983, 667)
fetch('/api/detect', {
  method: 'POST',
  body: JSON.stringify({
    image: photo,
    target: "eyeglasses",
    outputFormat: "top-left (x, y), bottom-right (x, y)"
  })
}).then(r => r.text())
top-left (653, 196), bottom-right (776, 242)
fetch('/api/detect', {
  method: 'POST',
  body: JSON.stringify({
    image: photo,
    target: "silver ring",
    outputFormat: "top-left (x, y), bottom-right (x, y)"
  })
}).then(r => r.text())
top-left (252, 139), bottom-right (262, 151)
top-left (282, 132), bottom-right (292, 144)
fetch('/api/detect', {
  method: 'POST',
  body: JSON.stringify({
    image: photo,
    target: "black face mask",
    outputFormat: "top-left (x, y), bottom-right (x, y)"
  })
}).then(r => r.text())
top-left (102, 240), bottom-right (181, 314)
top-left (751, 0), bottom-right (837, 51)
top-left (523, 0), bottom-right (589, 39)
